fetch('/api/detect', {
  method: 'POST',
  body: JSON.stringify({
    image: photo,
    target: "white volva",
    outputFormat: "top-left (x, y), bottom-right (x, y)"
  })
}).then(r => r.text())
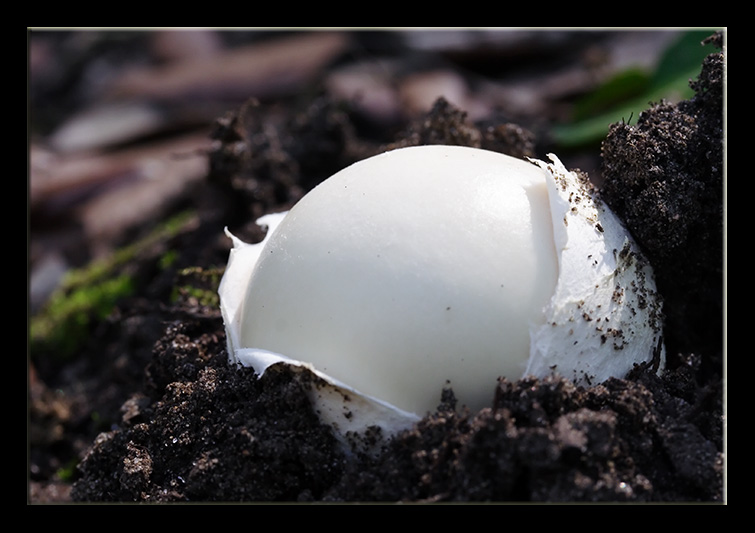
top-left (218, 145), bottom-right (664, 443)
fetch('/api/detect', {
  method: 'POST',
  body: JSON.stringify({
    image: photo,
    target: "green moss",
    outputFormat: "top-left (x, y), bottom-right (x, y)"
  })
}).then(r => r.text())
top-left (30, 210), bottom-right (198, 360)
top-left (158, 249), bottom-right (179, 270)
top-left (55, 457), bottom-right (80, 483)
top-left (171, 266), bottom-right (224, 308)
top-left (30, 272), bottom-right (135, 358)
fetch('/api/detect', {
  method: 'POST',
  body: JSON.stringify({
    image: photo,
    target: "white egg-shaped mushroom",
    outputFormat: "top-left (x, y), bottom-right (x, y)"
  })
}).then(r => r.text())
top-left (218, 145), bottom-right (664, 445)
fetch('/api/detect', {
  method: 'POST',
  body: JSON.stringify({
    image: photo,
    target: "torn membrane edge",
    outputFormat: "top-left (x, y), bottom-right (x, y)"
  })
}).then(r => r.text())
top-left (526, 154), bottom-right (665, 386)
top-left (219, 212), bottom-right (419, 451)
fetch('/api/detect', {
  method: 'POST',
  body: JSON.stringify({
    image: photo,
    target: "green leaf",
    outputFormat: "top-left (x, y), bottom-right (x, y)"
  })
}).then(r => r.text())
top-left (551, 29), bottom-right (719, 149)
top-left (571, 68), bottom-right (651, 121)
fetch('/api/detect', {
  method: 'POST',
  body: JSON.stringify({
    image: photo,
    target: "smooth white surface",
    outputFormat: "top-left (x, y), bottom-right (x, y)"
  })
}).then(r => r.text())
top-left (236, 146), bottom-right (558, 416)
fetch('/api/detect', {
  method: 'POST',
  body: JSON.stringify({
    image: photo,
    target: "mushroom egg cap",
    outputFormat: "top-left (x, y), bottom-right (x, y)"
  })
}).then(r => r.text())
top-left (219, 145), bottom-right (665, 440)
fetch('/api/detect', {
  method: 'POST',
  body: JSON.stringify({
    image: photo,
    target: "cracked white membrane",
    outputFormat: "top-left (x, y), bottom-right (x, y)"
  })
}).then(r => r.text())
top-left (219, 145), bottom-right (664, 443)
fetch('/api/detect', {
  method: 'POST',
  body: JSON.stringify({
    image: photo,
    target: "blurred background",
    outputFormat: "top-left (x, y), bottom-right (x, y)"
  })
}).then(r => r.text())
top-left (28, 27), bottom-right (718, 313)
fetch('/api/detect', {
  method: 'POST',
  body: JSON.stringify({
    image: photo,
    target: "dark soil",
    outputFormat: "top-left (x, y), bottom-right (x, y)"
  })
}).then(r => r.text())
top-left (29, 32), bottom-right (725, 503)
